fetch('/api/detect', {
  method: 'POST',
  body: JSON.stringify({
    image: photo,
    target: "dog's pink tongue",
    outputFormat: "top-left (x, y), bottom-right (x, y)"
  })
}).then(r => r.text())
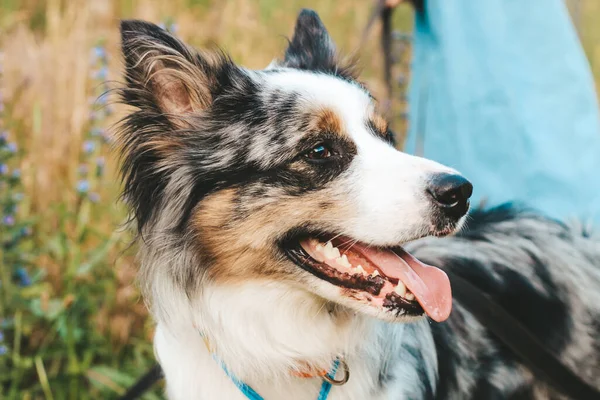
top-left (357, 245), bottom-right (452, 322)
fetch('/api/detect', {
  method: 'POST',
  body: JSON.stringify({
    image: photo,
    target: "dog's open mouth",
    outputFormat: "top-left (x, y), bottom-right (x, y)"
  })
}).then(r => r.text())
top-left (283, 234), bottom-right (452, 322)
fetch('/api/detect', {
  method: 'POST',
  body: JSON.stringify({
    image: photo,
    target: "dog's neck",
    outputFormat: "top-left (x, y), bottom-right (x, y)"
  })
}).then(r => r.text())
top-left (192, 282), bottom-right (371, 383)
top-left (153, 274), bottom-right (440, 398)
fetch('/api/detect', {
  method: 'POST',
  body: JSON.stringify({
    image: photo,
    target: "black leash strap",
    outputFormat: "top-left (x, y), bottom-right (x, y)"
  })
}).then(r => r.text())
top-left (446, 270), bottom-right (600, 400)
top-left (118, 363), bottom-right (162, 400)
top-left (361, 0), bottom-right (394, 118)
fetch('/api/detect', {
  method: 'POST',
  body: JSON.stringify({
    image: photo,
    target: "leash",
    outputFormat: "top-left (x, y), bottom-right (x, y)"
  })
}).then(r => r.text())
top-left (445, 270), bottom-right (600, 400)
top-left (118, 363), bottom-right (162, 400)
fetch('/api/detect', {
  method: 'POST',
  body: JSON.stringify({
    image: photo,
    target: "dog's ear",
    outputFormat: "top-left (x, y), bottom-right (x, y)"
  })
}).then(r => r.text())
top-left (117, 21), bottom-right (242, 229)
top-left (120, 20), bottom-right (232, 126)
top-left (280, 9), bottom-right (350, 76)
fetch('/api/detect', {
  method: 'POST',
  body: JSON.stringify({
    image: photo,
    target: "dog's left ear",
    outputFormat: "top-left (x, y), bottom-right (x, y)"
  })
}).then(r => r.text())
top-left (279, 9), bottom-right (355, 78)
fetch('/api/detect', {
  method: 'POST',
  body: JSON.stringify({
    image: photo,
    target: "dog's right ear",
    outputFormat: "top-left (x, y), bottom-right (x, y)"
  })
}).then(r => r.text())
top-left (276, 9), bottom-right (357, 79)
top-left (120, 20), bottom-right (232, 126)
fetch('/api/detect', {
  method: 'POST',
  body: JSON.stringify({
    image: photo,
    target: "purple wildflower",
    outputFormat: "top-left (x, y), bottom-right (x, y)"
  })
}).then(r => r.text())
top-left (93, 66), bottom-right (108, 80)
top-left (76, 180), bottom-right (90, 194)
top-left (16, 268), bottom-right (31, 286)
top-left (2, 215), bottom-right (14, 226)
top-left (6, 143), bottom-right (17, 153)
top-left (91, 46), bottom-right (106, 62)
top-left (82, 141), bottom-right (95, 154)
top-left (0, 345), bottom-right (7, 356)
top-left (0, 164), bottom-right (7, 175)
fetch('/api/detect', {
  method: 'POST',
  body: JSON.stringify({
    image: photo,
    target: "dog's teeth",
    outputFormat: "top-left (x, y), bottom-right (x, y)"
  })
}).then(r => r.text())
top-left (405, 291), bottom-right (415, 301)
top-left (336, 254), bottom-right (352, 269)
top-left (323, 241), bottom-right (341, 260)
top-left (394, 282), bottom-right (407, 297)
top-left (323, 242), bottom-right (334, 258)
top-left (355, 265), bottom-right (366, 275)
top-left (331, 247), bottom-right (340, 259)
top-left (370, 270), bottom-right (380, 277)
top-left (341, 254), bottom-right (350, 264)
top-left (324, 248), bottom-right (338, 259)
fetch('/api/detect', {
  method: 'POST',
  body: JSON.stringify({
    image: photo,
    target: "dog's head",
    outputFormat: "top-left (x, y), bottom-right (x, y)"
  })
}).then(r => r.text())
top-left (118, 10), bottom-right (471, 324)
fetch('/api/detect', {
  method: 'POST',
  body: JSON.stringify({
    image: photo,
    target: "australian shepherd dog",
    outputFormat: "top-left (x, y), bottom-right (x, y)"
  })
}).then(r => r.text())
top-left (116, 9), bottom-right (600, 399)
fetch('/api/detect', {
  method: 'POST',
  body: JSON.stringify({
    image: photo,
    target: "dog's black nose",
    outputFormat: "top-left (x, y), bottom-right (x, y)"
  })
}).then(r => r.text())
top-left (427, 173), bottom-right (473, 214)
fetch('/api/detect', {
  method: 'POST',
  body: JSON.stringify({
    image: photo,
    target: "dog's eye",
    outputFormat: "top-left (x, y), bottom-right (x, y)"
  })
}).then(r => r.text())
top-left (305, 144), bottom-right (332, 160)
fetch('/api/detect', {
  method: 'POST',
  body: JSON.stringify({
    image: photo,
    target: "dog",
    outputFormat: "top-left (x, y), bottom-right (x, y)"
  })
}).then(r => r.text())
top-left (116, 9), bottom-right (600, 399)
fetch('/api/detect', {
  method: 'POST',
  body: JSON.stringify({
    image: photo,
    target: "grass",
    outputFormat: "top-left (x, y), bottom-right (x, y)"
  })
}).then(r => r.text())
top-left (0, 0), bottom-right (599, 399)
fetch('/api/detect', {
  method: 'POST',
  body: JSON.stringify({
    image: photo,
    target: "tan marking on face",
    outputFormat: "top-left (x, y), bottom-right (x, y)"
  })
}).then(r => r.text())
top-left (193, 185), bottom-right (354, 285)
top-left (369, 113), bottom-right (389, 138)
top-left (313, 108), bottom-right (345, 137)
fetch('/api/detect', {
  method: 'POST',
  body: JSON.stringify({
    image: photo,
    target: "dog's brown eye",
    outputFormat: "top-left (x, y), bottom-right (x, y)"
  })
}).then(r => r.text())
top-left (305, 144), bottom-right (332, 160)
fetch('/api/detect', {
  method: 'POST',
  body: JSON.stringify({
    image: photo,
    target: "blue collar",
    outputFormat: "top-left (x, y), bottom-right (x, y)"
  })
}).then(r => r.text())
top-left (213, 354), bottom-right (344, 400)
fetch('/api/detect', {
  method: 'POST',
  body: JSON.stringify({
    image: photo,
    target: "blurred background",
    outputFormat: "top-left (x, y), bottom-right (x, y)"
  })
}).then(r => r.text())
top-left (0, 0), bottom-right (599, 398)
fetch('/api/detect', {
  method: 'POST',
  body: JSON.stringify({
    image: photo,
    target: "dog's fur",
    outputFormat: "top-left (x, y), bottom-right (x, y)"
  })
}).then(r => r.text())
top-left (116, 10), bottom-right (600, 399)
